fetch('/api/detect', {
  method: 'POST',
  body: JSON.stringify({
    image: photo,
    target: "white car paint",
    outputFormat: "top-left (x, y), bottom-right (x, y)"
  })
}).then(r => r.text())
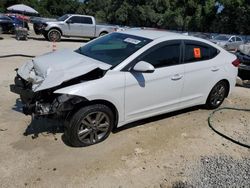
top-left (18, 49), bottom-right (111, 91)
top-left (18, 30), bottom-right (238, 127)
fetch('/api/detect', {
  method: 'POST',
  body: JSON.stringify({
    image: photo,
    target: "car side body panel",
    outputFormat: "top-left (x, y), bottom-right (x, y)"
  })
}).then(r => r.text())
top-left (124, 64), bottom-right (184, 123)
top-left (11, 30), bottom-right (238, 130)
top-left (54, 71), bottom-right (126, 124)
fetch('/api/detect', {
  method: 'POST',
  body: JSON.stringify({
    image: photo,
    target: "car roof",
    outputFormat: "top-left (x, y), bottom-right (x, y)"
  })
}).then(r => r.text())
top-left (120, 29), bottom-right (184, 40)
top-left (118, 29), bottom-right (223, 50)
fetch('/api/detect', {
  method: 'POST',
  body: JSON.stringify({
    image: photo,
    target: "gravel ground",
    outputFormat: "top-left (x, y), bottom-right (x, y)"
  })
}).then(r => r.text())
top-left (188, 155), bottom-right (250, 188)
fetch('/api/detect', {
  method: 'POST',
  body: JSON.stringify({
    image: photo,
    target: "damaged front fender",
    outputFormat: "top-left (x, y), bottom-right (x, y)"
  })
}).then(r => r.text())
top-left (35, 94), bottom-right (88, 116)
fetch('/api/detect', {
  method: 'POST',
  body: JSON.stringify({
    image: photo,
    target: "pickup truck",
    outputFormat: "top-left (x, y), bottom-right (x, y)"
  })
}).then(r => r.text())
top-left (40, 14), bottom-right (120, 41)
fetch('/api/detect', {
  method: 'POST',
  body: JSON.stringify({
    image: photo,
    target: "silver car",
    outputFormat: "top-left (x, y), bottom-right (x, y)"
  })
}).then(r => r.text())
top-left (211, 35), bottom-right (243, 51)
top-left (41, 14), bottom-right (120, 42)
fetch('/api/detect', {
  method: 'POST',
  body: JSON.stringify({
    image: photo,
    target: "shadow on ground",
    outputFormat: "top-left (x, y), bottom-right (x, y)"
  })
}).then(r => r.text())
top-left (17, 98), bottom-right (202, 147)
top-left (12, 98), bottom-right (23, 113)
top-left (23, 118), bottom-right (64, 139)
top-left (113, 106), bottom-right (201, 133)
top-left (28, 36), bottom-right (90, 43)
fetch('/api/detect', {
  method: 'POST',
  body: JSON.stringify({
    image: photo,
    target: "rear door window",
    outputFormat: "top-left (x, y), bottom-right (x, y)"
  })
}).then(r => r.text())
top-left (236, 37), bottom-right (242, 42)
top-left (82, 17), bottom-right (93, 24)
top-left (184, 41), bottom-right (219, 63)
top-left (141, 41), bottom-right (181, 68)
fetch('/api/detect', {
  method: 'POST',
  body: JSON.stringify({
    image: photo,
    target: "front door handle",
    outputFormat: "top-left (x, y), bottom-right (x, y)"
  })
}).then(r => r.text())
top-left (211, 67), bottom-right (220, 72)
top-left (171, 74), bottom-right (183, 81)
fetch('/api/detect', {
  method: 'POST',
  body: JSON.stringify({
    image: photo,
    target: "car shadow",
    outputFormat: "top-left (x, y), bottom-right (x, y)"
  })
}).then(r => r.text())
top-left (113, 106), bottom-right (201, 133)
top-left (23, 117), bottom-right (64, 139)
top-left (12, 98), bottom-right (23, 113)
top-left (21, 105), bottom-right (202, 147)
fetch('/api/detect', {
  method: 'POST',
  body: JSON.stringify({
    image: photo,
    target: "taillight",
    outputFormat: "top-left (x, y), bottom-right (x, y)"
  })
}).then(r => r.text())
top-left (232, 58), bottom-right (240, 67)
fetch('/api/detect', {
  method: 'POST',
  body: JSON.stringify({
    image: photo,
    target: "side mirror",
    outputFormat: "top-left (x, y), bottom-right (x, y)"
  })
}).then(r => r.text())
top-left (133, 61), bottom-right (155, 73)
top-left (229, 39), bottom-right (233, 42)
top-left (66, 19), bottom-right (72, 24)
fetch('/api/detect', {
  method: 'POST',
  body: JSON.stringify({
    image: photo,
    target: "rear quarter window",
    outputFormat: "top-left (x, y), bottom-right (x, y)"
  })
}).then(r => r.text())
top-left (184, 41), bottom-right (219, 63)
top-left (82, 17), bottom-right (93, 24)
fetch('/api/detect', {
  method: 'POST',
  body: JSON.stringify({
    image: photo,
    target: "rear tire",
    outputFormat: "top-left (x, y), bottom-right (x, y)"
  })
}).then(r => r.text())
top-left (99, 32), bottom-right (108, 37)
top-left (205, 81), bottom-right (228, 109)
top-left (65, 104), bottom-right (114, 147)
top-left (47, 29), bottom-right (61, 42)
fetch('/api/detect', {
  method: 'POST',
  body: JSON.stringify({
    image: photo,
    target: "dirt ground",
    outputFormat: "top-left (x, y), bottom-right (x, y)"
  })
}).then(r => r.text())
top-left (0, 33), bottom-right (249, 188)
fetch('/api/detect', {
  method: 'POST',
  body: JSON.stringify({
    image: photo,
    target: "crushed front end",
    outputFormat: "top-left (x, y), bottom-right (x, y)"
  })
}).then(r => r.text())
top-left (10, 71), bottom-right (86, 119)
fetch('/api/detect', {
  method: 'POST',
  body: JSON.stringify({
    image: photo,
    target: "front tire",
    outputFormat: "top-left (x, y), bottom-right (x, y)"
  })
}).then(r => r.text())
top-left (65, 104), bottom-right (114, 147)
top-left (206, 81), bottom-right (228, 109)
top-left (47, 29), bottom-right (61, 42)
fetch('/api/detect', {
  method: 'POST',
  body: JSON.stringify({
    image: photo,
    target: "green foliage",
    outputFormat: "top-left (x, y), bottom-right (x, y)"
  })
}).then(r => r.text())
top-left (0, 0), bottom-right (249, 34)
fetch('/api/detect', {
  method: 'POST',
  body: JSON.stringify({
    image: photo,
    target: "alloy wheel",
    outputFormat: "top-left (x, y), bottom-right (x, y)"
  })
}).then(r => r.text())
top-left (209, 83), bottom-right (226, 106)
top-left (77, 112), bottom-right (110, 144)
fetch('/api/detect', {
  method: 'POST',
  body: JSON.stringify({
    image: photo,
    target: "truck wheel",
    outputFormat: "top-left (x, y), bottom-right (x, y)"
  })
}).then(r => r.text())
top-left (99, 32), bottom-right (108, 37)
top-left (65, 104), bottom-right (114, 147)
top-left (47, 29), bottom-right (61, 42)
top-left (205, 81), bottom-right (228, 109)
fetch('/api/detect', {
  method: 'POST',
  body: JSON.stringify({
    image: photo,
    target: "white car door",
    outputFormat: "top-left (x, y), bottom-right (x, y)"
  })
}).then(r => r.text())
top-left (124, 41), bottom-right (184, 121)
top-left (64, 16), bottom-right (83, 36)
top-left (180, 40), bottom-right (221, 107)
top-left (81, 17), bottom-right (95, 37)
top-left (228, 36), bottom-right (236, 50)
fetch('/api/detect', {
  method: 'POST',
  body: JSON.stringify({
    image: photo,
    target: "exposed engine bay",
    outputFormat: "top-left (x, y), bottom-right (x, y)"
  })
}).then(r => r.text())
top-left (10, 48), bottom-right (110, 118)
top-left (10, 68), bottom-right (106, 117)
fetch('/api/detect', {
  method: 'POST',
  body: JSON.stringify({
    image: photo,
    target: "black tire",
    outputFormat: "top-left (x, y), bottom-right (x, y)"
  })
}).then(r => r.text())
top-left (65, 104), bottom-right (114, 147)
top-left (99, 32), bottom-right (108, 37)
top-left (206, 81), bottom-right (228, 109)
top-left (47, 29), bottom-right (61, 42)
top-left (43, 32), bottom-right (49, 40)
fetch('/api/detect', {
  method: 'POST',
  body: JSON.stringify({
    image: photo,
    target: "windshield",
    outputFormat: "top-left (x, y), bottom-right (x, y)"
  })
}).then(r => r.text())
top-left (57, 14), bottom-right (70, 21)
top-left (214, 35), bottom-right (230, 41)
top-left (76, 32), bottom-right (152, 67)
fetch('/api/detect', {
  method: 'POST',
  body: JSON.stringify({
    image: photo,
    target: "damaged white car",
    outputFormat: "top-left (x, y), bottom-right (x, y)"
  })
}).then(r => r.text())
top-left (10, 30), bottom-right (238, 147)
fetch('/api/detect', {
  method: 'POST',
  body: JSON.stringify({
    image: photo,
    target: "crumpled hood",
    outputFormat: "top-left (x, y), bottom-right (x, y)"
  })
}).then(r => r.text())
top-left (18, 49), bottom-right (111, 92)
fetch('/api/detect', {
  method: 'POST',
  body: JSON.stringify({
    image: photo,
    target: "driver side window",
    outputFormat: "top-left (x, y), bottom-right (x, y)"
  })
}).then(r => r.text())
top-left (141, 42), bottom-right (181, 68)
top-left (229, 37), bottom-right (236, 42)
top-left (68, 16), bottom-right (82, 24)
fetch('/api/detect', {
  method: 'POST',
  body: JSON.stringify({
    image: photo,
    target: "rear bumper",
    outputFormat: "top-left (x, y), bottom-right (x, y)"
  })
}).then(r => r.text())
top-left (239, 63), bottom-right (250, 71)
top-left (238, 64), bottom-right (250, 80)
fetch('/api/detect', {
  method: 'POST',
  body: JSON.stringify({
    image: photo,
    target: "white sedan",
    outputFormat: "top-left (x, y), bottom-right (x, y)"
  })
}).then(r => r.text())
top-left (10, 30), bottom-right (239, 147)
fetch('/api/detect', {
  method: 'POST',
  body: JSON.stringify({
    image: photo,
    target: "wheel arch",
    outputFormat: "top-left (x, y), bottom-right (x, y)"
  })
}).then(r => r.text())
top-left (48, 27), bottom-right (63, 35)
top-left (206, 79), bottom-right (230, 102)
top-left (99, 31), bottom-right (108, 36)
top-left (220, 79), bottom-right (230, 97)
top-left (65, 98), bottom-right (119, 129)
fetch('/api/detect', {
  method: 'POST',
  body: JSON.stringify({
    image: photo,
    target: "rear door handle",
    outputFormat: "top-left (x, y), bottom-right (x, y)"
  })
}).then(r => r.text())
top-left (211, 67), bottom-right (220, 72)
top-left (171, 74), bottom-right (183, 81)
